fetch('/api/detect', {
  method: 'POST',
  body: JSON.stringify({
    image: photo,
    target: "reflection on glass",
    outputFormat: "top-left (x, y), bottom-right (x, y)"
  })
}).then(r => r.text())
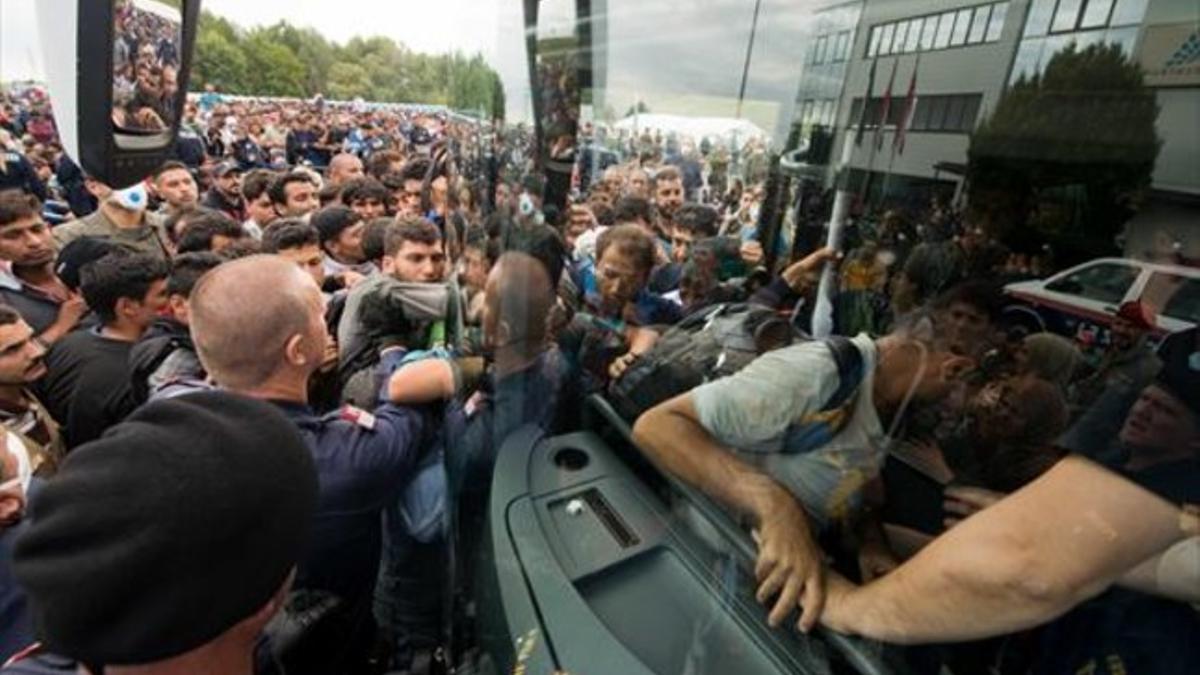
top-left (892, 21), bottom-right (910, 54)
top-left (968, 6), bottom-right (990, 44)
top-left (1105, 26), bottom-right (1139, 56)
top-left (1073, 29), bottom-right (1106, 52)
top-left (921, 16), bottom-right (938, 49)
top-left (1052, 0), bottom-right (1084, 33)
top-left (1010, 39), bottom-right (1045, 83)
top-left (905, 18), bottom-right (924, 52)
top-left (934, 13), bottom-right (954, 49)
top-left (112, 0), bottom-right (183, 134)
top-left (879, 24), bottom-right (895, 55)
top-left (987, 2), bottom-right (1008, 41)
top-left (951, 9), bottom-right (972, 46)
top-left (1024, 0), bottom-right (1055, 37)
top-left (1111, 0), bottom-right (1149, 26)
top-left (1081, 0), bottom-right (1115, 28)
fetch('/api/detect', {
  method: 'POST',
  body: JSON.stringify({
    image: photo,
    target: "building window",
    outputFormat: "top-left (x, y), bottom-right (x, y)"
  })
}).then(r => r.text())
top-left (833, 30), bottom-right (851, 61)
top-left (951, 9), bottom-right (973, 46)
top-left (814, 35), bottom-right (829, 64)
top-left (987, 2), bottom-right (1007, 40)
top-left (879, 23), bottom-right (896, 55)
top-left (921, 17), bottom-right (938, 49)
top-left (863, 3), bottom-right (1010, 58)
top-left (893, 21), bottom-right (911, 53)
top-left (905, 18), bottom-right (924, 52)
top-left (1052, 0), bottom-right (1085, 33)
top-left (1011, 0), bottom-right (1146, 83)
top-left (1080, 0), bottom-right (1115, 28)
top-left (848, 93), bottom-right (982, 133)
top-left (932, 13), bottom-right (952, 48)
top-left (868, 26), bottom-right (883, 56)
top-left (1025, 0), bottom-right (1055, 37)
top-left (1038, 0), bottom-right (1137, 34)
top-left (968, 5), bottom-right (991, 43)
top-left (1110, 0), bottom-right (1148, 26)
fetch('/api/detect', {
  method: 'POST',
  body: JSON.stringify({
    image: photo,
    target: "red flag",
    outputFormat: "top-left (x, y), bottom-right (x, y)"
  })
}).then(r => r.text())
top-left (873, 59), bottom-right (898, 151)
top-left (895, 56), bottom-right (919, 155)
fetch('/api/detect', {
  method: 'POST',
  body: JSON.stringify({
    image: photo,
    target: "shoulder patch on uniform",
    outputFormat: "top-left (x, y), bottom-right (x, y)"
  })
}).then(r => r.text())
top-left (338, 405), bottom-right (377, 430)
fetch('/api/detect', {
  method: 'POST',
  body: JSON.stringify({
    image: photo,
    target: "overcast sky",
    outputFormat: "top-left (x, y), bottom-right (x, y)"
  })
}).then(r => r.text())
top-left (2, 0), bottom-right (819, 130)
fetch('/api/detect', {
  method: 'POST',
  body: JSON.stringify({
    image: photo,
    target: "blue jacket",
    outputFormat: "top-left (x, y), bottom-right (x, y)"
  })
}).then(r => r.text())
top-left (273, 400), bottom-right (430, 606)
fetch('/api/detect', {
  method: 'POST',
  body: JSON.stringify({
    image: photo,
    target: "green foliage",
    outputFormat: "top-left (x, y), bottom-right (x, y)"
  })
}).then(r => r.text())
top-left (192, 29), bottom-right (248, 93)
top-left (967, 43), bottom-right (1161, 260)
top-left (189, 10), bottom-right (505, 118)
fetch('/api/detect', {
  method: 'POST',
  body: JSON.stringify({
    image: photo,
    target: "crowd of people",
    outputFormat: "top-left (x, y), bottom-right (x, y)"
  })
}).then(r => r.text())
top-left (0, 78), bottom-right (1197, 675)
top-left (112, 0), bottom-right (183, 132)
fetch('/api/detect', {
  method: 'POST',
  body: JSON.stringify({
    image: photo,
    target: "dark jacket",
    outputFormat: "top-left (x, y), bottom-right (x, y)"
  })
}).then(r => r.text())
top-left (201, 188), bottom-right (245, 223)
top-left (128, 318), bottom-right (207, 405)
top-left (271, 398), bottom-right (430, 674)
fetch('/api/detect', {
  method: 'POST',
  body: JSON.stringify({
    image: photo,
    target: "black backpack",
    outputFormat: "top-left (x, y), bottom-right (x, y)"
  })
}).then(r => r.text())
top-left (609, 302), bottom-right (864, 423)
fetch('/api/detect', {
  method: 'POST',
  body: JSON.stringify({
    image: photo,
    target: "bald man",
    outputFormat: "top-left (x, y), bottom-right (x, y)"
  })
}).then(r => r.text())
top-left (188, 255), bottom-right (433, 675)
top-left (327, 153), bottom-right (365, 189)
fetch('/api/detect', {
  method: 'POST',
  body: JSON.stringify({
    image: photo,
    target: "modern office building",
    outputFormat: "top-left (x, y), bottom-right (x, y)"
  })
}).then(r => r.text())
top-left (792, 0), bottom-right (1198, 254)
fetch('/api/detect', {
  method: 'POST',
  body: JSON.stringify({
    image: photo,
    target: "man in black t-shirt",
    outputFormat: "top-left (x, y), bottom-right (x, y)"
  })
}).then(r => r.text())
top-left (39, 253), bottom-right (169, 448)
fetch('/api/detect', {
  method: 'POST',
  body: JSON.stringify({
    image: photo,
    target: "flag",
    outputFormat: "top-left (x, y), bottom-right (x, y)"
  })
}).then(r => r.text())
top-left (853, 57), bottom-right (878, 147)
top-left (873, 59), bottom-right (898, 151)
top-left (894, 55), bottom-right (919, 155)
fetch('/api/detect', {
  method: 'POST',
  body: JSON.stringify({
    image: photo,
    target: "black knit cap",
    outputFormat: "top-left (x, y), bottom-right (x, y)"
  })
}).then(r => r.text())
top-left (13, 391), bottom-right (318, 665)
top-left (54, 236), bottom-right (128, 291)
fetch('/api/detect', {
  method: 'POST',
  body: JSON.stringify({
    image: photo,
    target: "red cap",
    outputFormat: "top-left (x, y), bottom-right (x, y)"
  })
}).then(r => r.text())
top-left (1114, 301), bottom-right (1156, 330)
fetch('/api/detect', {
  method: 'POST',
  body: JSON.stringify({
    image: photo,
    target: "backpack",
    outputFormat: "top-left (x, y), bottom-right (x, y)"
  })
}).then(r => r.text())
top-left (608, 303), bottom-right (865, 437)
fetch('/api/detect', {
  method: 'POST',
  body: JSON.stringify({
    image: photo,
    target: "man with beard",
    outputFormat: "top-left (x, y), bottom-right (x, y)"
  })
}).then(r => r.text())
top-left (201, 161), bottom-right (246, 223)
top-left (150, 161), bottom-right (199, 220)
top-left (652, 166), bottom-right (684, 254)
top-left (0, 192), bottom-right (87, 345)
top-left (0, 305), bottom-right (62, 476)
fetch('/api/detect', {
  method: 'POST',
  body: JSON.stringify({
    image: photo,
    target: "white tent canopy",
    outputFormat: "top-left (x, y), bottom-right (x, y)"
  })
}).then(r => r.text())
top-left (611, 113), bottom-right (768, 147)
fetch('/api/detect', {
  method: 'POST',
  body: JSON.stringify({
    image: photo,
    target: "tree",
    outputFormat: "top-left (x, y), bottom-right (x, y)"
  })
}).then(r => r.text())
top-left (243, 32), bottom-right (307, 97)
top-left (192, 29), bottom-right (249, 92)
top-left (967, 43), bottom-right (1161, 261)
top-left (326, 62), bottom-right (373, 101)
top-left (186, 13), bottom-right (507, 118)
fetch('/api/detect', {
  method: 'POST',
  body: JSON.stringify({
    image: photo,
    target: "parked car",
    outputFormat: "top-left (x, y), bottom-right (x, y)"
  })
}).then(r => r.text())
top-left (1003, 257), bottom-right (1199, 348)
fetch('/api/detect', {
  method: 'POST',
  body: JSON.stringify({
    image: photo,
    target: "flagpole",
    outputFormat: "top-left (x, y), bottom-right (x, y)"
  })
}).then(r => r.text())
top-left (881, 54), bottom-right (920, 211)
top-left (853, 56), bottom-right (878, 204)
top-left (811, 132), bottom-right (856, 338)
top-left (862, 58), bottom-right (897, 208)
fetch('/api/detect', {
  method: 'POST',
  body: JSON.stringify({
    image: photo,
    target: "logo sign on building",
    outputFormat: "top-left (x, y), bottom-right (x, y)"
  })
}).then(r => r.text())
top-left (1139, 23), bottom-right (1200, 88)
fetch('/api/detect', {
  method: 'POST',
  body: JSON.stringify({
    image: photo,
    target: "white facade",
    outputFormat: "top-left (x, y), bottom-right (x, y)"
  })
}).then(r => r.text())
top-left (809, 0), bottom-right (1199, 209)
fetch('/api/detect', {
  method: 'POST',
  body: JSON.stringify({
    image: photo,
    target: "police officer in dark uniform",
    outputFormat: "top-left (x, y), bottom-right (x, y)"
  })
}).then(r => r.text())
top-left (0, 150), bottom-right (47, 202)
top-left (188, 255), bottom-right (434, 675)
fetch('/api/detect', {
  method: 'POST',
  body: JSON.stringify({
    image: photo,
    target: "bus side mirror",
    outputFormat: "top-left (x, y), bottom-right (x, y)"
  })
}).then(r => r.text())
top-left (36, 0), bottom-right (200, 188)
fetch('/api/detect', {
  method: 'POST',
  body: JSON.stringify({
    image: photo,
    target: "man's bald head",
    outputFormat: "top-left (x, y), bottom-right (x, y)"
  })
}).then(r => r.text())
top-left (328, 153), bottom-right (365, 187)
top-left (189, 255), bottom-right (325, 391)
top-left (483, 252), bottom-right (554, 357)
